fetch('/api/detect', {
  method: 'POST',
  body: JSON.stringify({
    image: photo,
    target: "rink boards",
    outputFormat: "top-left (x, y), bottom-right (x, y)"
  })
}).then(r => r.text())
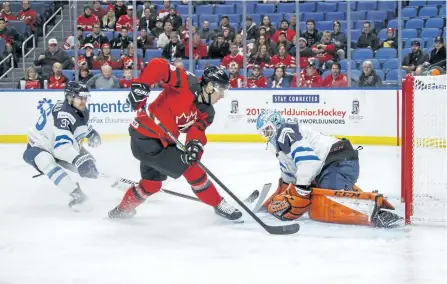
top-left (0, 88), bottom-right (401, 145)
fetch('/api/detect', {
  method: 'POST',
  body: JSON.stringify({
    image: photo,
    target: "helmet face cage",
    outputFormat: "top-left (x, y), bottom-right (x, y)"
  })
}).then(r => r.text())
top-left (256, 110), bottom-right (284, 141)
top-left (65, 82), bottom-right (91, 102)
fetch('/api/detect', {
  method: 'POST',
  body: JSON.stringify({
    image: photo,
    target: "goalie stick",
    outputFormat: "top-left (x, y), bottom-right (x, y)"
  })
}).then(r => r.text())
top-left (145, 111), bottom-right (300, 235)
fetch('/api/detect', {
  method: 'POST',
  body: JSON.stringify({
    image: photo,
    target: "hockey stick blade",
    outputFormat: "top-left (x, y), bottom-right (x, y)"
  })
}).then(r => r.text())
top-left (252, 183), bottom-right (272, 213)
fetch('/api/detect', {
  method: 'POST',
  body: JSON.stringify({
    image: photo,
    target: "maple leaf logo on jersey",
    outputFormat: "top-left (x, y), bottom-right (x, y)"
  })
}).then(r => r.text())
top-left (176, 111), bottom-right (197, 132)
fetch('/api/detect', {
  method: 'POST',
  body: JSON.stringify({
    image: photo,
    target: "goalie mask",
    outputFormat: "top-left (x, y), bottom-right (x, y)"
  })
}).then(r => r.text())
top-left (256, 109), bottom-right (285, 142)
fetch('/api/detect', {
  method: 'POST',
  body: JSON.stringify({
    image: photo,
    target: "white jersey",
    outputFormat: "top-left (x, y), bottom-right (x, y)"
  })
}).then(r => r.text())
top-left (269, 122), bottom-right (338, 186)
top-left (27, 100), bottom-right (92, 164)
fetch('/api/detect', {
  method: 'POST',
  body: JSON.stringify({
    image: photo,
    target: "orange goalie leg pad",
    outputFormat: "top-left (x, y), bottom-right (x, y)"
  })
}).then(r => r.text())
top-left (352, 184), bottom-right (395, 210)
top-left (308, 188), bottom-right (390, 226)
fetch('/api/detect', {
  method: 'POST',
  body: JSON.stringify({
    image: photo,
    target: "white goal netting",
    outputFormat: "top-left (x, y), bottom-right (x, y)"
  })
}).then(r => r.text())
top-left (409, 75), bottom-right (447, 224)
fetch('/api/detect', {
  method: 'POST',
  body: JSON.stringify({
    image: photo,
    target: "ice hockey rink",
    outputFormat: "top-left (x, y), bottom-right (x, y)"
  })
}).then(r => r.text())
top-left (0, 141), bottom-right (445, 284)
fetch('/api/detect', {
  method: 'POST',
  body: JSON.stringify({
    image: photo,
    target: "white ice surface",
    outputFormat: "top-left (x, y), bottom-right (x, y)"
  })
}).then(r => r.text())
top-left (0, 142), bottom-right (446, 284)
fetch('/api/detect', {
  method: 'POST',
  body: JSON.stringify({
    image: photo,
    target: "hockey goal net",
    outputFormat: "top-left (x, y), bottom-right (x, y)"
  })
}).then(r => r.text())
top-left (401, 74), bottom-right (447, 225)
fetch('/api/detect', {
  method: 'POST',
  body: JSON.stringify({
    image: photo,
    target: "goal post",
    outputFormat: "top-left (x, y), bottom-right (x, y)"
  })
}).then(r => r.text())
top-left (401, 74), bottom-right (447, 225)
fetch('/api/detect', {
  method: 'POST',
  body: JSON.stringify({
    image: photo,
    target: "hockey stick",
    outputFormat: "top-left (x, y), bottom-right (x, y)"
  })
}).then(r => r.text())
top-left (146, 112), bottom-right (300, 235)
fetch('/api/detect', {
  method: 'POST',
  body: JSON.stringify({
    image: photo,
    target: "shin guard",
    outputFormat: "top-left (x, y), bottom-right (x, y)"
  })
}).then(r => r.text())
top-left (119, 179), bottom-right (162, 212)
top-left (183, 164), bottom-right (222, 207)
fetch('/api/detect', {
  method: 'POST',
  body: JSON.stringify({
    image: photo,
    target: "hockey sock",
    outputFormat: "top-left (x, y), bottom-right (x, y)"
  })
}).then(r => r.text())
top-left (119, 179), bottom-right (162, 212)
top-left (183, 164), bottom-right (222, 207)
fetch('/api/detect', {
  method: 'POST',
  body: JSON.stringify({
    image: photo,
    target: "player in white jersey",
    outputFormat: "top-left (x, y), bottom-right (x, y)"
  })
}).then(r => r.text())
top-left (256, 110), bottom-right (402, 228)
top-left (23, 82), bottom-right (101, 210)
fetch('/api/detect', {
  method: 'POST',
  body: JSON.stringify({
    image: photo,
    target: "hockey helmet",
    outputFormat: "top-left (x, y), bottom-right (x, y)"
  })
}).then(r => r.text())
top-left (256, 109), bottom-right (285, 142)
top-left (64, 81), bottom-right (91, 102)
top-left (200, 66), bottom-right (229, 93)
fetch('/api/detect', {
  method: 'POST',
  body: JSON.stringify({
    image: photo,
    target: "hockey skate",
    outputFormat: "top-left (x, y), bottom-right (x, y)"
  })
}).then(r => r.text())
top-left (214, 198), bottom-right (243, 222)
top-left (108, 206), bottom-right (137, 219)
top-left (372, 209), bottom-right (404, 228)
top-left (68, 185), bottom-right (90, 212)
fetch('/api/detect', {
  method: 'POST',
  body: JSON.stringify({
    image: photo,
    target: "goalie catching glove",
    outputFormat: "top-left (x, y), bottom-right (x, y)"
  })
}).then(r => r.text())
top-left (267, 183), bottom-right (311, 221)
top-left (127, 82), bottom-right (151, 111)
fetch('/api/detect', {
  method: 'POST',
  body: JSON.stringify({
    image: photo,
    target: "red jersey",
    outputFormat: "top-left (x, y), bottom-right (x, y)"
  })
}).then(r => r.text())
top-left (17, 9), bottom-right (37, 30)
top-left (47, 74), bottom-right (68, 89)
top-left (24, 80), bottom-right (41, 89)
top-left (322, 73), bottom-right (348, 87)
top-left (77, 14), bottom-right (99, 31)
top-left (0, 12), bottom-right (16, 21)
top-left (116, 15), bottom-right (139, 31)
top-left (92, 55), bottom-right (122, 70)
top-left (247, 75), bottom-right (267, 88)
top-left (120, 78), bottom-right (132, 88)
top-left (311, 43), bottom-right (336, 63)
top-left (132, 58), bottom-right (214, 147)
top-left (229, 75), bottom-right (244, 88)
top-left (269, 54), bottom-right (296, 69)
top-left (121, 55), bottom-right (144, 70)
top-left (271, 29), bottom-right (296, 43)
top-left (184, 42), bottom-right (208, 60)
top-left (220, 54), bottom-right (243, 69)
top-left (92, 7), bottom-right (107, 19)
top-left (291, 70), bottom-right (322, 88)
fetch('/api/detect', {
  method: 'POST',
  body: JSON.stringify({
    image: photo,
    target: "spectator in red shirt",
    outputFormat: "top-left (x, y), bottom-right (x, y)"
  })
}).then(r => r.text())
top-left (93, 43), bottom-right (122, 69)
top-left (220, 43), bottom-right (243, 69)
top-left (17, 66), bottom-right (44, 89)
top-left (228, 62), bottom-right (244, 88)
top-left (290, 37), bottom-right (314, 68)
top-left (158, 0), bottom-right (172, 20)
top-left (77, 6), bottom-right (100, 32)
top-left (17, 1), bottom-right (37, 32)
top-left (272, 20), bottom-right (296, 44)
top-left (277, 31), bottom-right (292, 52)
top-left (247, 65), bottom-right (267, 88)
top-left (248, 44), bottom-right (271, 70)
top-left (184, 33), bottom-right (207, 60)
top-left (322, 62), bottom-right (348, 87)
top-left (311, 31), bottom-right (336, 65)
top-left (120, 68), bottom-right (134, 88)
top-left (92, 1), bottom-right (107, 19)
top-left (270, 44), bottom-right (296, 69)
top-left (0, 2), bottom-right (16, 21)
top-left (121, 42), bottom-right (145, 70)
top-left (47, 62), bottom-right (69, 89)
top-left (116, 5), bottom-right (139, 32)
top-left (291, 60), bottom-right (322, 88)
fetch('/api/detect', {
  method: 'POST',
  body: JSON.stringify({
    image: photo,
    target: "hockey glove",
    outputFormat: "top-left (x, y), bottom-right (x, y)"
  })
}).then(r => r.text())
top-left (268, 184), bottom-right (311, 221)
top-left (86, 129), bottom-right (101, 148)
top-left (73, 153), bottom-right (99, 179)
top-left (127, 82), bottom-right (151, 111)
top-left (182, 139), bottom-right (204, 165)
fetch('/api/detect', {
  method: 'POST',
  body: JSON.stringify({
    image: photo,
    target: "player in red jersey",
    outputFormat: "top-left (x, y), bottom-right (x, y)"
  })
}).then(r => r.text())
top-left (109, 59), bottom-right (243, 221)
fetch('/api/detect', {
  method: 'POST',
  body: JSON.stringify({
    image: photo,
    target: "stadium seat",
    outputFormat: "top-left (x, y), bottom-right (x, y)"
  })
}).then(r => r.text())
top-left (421, 28), bottom-right (441, 40)
top-left (361, 59), bottom-right (380, 69)
top-left (208, 22), bottom-right (218, 31)
top-left (352, 48), bottom-right (374, 63)
top-left (226, 14), bottom-right (240, 23)
top-left (350, 11), bottom-right (366, 21)
top-left (256, 4), bottom-right (275, 14)
top-left (263, 13), bottom-right (284, 23)
top-left (424, 47), bottom-right (434, 54)
top-left (405, 18), bottom-right (424, 29)
top-left (175, 5), bottom-right (189, 15)
top-left (215, 4), bottom-right (235, 14)
top-left (402, 48), bottom-right (412, 57)
top-left (349, 69), bottom-right (362, 81)
top-left (0, 38), bottom-right (5, 55)
top-left (377, 29), bottom-right (389, 40)
top-left (444, 27), bottom-right (446, 37)
top-left (90, 70), bottom-right (100, 76)
top-left (339, 59), bottom-right (356, 70)
top-left (317, 2), bottom-right (337, 12)
top-left (277, 3), bottom-right (296, 13)
top-left (419, 7), bottom-right (438, 18)
top-left (375, 48), bottom-right (397, 63)
top-left (425, 18), bottom-right (444, 29)
top-left (388, 19), bottom-right (403, 29)
top-left (235, 2), bottom-right (256, 14)
top-left (386, 69), bottom-right (407, 81)
top-left (316, 21), bottom-right (334, 32)
top-left (194, 69), bottom-right (204, 77)
top-left (355, 20), bottom-right (375, 30)
top-left (263, 69), bottom-right (275, 78)
top-left (112, 70), bottom-right (123, 78)
top-left (404, 38), bottom-right (424, 48)
top-left (425, 37), bottom-right (436, 48)
top-left (430, 1), bottom-right (445, 4)
top-left (303, 12), bottom-right (325, 22)
top-left (299, 2), bottom-right (316, 12)
top-left (350, 29), bottom-right (362, 41)
top-left (375, 69), bottom-right (385, 81)
top-left (181, 60), bottom-right (195, 71)
top-left (356, 1), bottom-right (377, 11)
top-left (439, 7), bottom-right (446, 17)
top-left (181, 15), bottom-right (198, 26)
top-left (62, 70), bottom-right (74, 80)
top-left (383, 58), bottom-right (399, 71)
top-left (366, 11), bottom-right (387, 22)
top-left (200, 14), bottom-right (218, 23)
top-left (378, 1), bottom-right (397, 13)
top-left (322, 70), bottom-right (331, 78)
top-left (197, 59), bottom-right (220, 70)
top-left (103, 31), bottom-right (113, 40)
top-left (195, 5), bottom-right (213, 14)
top-left (110, 49), bottom-right (121, 58)
top-left (325, 12), bottom-right (345, 21)
top-left (402, 7), bottom-right (418, 19)
top-left (65, 50), bottom-right (75, 57)
top-left (145, 49), bottom-right (163, 61)
top-left (337, 2), bottom-right (356, 12)
top-left (230, 22), bottom-right (239, 31)
top-left (408, 0), bottom-right (426, 7)
top-left (402, 29), bottom-right (418, 40)
top-left (8, 21), bottom-right (30, 37)
top-left (246, 14), bottom-right (261, 24)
